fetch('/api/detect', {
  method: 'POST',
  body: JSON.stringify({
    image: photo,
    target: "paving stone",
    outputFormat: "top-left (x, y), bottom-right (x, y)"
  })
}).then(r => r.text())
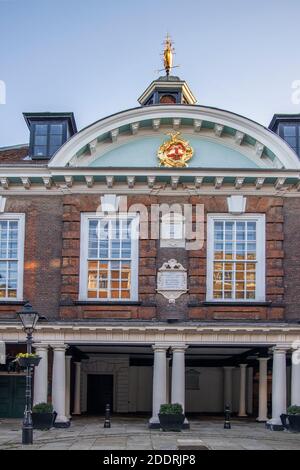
top-left (0, 417), bottom-right (300, 450)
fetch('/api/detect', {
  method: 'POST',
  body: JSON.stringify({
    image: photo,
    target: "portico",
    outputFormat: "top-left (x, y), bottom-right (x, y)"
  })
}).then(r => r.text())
top-left (1, 322), bottom-right (300, 430)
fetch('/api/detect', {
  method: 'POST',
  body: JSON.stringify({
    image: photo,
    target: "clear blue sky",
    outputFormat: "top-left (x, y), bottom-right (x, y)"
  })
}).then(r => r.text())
top-left (1, 0), bottom-right (300, 147)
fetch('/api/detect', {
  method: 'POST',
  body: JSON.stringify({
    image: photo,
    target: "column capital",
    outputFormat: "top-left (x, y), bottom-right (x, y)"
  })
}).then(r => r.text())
top-left (239, 363), bottom-right (248, 368)
top-left (74, 361), bottom-right (81, 367)
top-left (223, 366), bottom-right (235, 370)
top-left (65, 355), bottom-right (72, 361)
top-left (258, 357), bottom-right (269, 362)
top-left (272, 346), bottom-right (289, 354)
top-left (152, 344), bottom-right (169, 352)
top-left (33, 343), bottom-right (49, 351)
top-left (171, 344), bottom-right (188, 353)
top-left (51, 343), bottom-right (69, 352)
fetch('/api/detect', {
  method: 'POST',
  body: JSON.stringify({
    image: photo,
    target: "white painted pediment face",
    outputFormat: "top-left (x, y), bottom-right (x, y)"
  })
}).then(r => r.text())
top-left (48, 106), bottom-right (300, 170)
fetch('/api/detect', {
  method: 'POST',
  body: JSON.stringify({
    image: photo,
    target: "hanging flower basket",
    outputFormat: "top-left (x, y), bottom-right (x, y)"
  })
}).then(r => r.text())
top-left (15, 353), bottom-right (41, 368)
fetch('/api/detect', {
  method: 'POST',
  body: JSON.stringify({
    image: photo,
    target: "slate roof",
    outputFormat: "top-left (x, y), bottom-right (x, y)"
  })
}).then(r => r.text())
top-left (0, 145), bottom-right (46, 165)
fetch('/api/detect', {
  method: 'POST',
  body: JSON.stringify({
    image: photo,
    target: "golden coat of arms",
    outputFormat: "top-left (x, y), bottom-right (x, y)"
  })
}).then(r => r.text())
top-left (158, 132), bottom-right (194, 168)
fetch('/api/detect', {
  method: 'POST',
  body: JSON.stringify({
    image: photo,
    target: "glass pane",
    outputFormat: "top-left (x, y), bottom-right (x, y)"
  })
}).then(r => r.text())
top-left (33, 146), bottom-right (47, 157)
top-left (34, 135), bottom-right (47, 146)
top-left (49, 145), bottom-right (61, 156)
top-left (283, 126), bottom-right (296, 137)
top-left (50, 124), bottom-right (63, 135)
top-left (35, 124), bottom-right (48, 135)
top-left (49, 134), bottom-right (63, 146)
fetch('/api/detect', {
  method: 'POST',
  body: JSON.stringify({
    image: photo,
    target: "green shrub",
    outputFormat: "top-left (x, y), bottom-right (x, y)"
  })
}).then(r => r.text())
top-left (287, 405), bottom-right (300, 415)
top-left (32, 402), bottom-right (53, 414)
top-left (159, 403), bottom-right (183, 415)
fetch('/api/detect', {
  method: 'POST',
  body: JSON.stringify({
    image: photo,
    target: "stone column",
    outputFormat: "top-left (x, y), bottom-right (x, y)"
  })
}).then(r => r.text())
top-left (73, 362), bottom-right (82, 415)
top-left (267, 347), bottom-right (287, 430)
top-left (257, 357), bottom-right (269, 422)
top-left (51, 344), bottom-right (69, 426)
top-left (65, 356), bottom-right (72, 420)
top-left (223, 367), bottom-right (234, 410)
top-left (149, 344), bottom-right (168, 428)
top-left (166, 357), bottom-right (171, 404)
top-left (291, 348), bottom-right (300, 406)
top-left (171, 345), bottom-right (188, 412)
top-left (33, 343), bottom-right (48, 405)
top-left (247, 367), bottom-right (254, 415)
top-left (238, 364), bottom-right (248, 417)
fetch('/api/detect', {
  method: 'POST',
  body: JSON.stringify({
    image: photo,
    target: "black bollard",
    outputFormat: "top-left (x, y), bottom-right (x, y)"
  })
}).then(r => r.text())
top-left (104, 403), bottom-right (111, 428)
top-left (224, 405), bottom-right (231, 429)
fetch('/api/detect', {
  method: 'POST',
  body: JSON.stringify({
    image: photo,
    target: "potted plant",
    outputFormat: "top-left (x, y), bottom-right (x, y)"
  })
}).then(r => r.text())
top-left (15, 353), bottom-right (41, 368)
top-left (32, 402), bottom-right (57, 430)
top-left (158, 403), bottom-right (185, 432)
top-left (281, 405), bottom-right (300, 432)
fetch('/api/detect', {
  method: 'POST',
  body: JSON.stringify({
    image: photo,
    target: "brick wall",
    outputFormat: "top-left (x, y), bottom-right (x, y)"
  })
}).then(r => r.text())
top-left (59, 193), bottom-right (285, 322)
top-left (283, 198), bottom-right (300, 321)
top-left (0, 196), bottom-right (63, 319)
top-left (0, 192), bottom-right (291, 322)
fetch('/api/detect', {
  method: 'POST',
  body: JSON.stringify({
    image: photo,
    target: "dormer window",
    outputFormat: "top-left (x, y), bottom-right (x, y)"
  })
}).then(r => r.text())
top-left (278, 123), bottom-right (300, 156)
top-left (23, 112), bottom-right (77, 160)
top-left (32, 121), bottom-right (66, 158)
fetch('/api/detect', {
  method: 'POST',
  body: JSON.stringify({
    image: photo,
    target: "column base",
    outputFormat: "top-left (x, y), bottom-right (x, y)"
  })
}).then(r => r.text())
top-left (54, 416), bottom-right (71, 428)
top-left (148, 416), bottom-right (160, 429)
top-left (266, 418), bottom-right (284, 431)
top-left (238, 414), bottom-right (248, 418)
top-left (256, 417), bottom-right (268, 423)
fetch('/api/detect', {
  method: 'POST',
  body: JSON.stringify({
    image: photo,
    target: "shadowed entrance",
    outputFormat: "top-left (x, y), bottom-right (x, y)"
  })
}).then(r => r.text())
top-left (87, 374), bottom-right (113, 415)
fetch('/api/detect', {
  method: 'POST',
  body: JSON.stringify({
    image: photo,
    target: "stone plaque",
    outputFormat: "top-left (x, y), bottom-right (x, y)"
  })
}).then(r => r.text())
top-left (157, 259), bottom-right (188, 304)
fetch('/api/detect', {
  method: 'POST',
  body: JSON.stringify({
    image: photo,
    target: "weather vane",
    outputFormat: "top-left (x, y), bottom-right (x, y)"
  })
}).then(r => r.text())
top-left (157, 34), bottom-right (179, 77)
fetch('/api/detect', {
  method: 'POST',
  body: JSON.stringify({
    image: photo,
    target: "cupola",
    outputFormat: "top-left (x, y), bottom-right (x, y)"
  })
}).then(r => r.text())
top-left (138, 36), bottom-right (197, 106)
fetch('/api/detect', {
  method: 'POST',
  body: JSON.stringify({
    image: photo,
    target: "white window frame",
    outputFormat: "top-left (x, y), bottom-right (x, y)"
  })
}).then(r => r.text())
top-left (0, 213), bottom-right (25, 301)
top-left (206, 213), bottom-right (265, 302)
top-left (79, 212), bottom-right (139, 302)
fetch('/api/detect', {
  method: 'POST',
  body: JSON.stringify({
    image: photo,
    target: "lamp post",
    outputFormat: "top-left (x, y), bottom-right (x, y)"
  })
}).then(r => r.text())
top-left (17, 302), bottom-right (40, 445)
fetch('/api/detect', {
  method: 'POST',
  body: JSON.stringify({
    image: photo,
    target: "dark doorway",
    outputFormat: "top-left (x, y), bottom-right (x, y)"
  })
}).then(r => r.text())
top-left (0, 376), bottom-right (26, 418)
top-left (87, 374), bottom-right (113, 415)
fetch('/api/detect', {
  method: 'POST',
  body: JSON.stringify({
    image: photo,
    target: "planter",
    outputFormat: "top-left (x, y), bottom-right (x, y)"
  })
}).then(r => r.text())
top-left (17, 356), bottom-right (41, 368)
top-left (281, 414), bottom-right (300, 432)
top-left (158, 413), bottom-right (185, 432)
top-left (32, 411), bottom-right (57, 430)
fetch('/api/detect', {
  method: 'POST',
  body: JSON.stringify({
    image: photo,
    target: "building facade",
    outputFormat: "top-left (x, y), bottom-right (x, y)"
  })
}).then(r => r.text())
top-left (0, 63), bottom-right (300, 430)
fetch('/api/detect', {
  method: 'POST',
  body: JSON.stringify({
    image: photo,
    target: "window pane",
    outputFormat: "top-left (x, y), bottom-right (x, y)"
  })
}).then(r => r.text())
top-left (50, 124), bottom-right (63, 135)
top-left (34, 135), bottom-right (47, 146)
top-left (33, 146), bottom-right (47, 157)
top-left (0, 221), bottom-right (19, 299)
top-left (35, 124), bottom-right (48, 135)
top-left (212, 219), bottom-right (258, 300)
top-left (283, 126), bottom-right (297, 137)
top-left (86, 218), bottom-right (134, 300)
top-left (49, 134), bottom-right (63, 146)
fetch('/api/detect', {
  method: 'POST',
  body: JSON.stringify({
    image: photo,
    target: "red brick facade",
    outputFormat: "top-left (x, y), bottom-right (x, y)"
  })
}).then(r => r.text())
top-left (0, 192), bottom-right (296, 322)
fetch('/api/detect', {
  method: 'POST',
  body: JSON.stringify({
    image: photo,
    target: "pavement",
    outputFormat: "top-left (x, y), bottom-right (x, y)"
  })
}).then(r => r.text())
top-left (0, 416), bottom-right (299, 450)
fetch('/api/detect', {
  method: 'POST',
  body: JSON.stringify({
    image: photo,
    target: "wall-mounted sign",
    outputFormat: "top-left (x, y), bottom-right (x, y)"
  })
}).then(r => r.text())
top-left (157, 259), bottom-right (188, 304)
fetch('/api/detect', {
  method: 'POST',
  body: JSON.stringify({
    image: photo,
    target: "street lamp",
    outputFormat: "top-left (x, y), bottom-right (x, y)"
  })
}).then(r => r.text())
top-left (17, 302), bottom-right (40, 445)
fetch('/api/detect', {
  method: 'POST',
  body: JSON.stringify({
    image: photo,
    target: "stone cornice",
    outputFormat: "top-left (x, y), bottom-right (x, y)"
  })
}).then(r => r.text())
top-left (1, 322), bottom-right (300, 347)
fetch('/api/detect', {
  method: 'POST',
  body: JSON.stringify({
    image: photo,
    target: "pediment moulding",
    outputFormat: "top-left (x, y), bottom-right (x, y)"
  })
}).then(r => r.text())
top-left (47, 106), bottom-right (300, 170)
